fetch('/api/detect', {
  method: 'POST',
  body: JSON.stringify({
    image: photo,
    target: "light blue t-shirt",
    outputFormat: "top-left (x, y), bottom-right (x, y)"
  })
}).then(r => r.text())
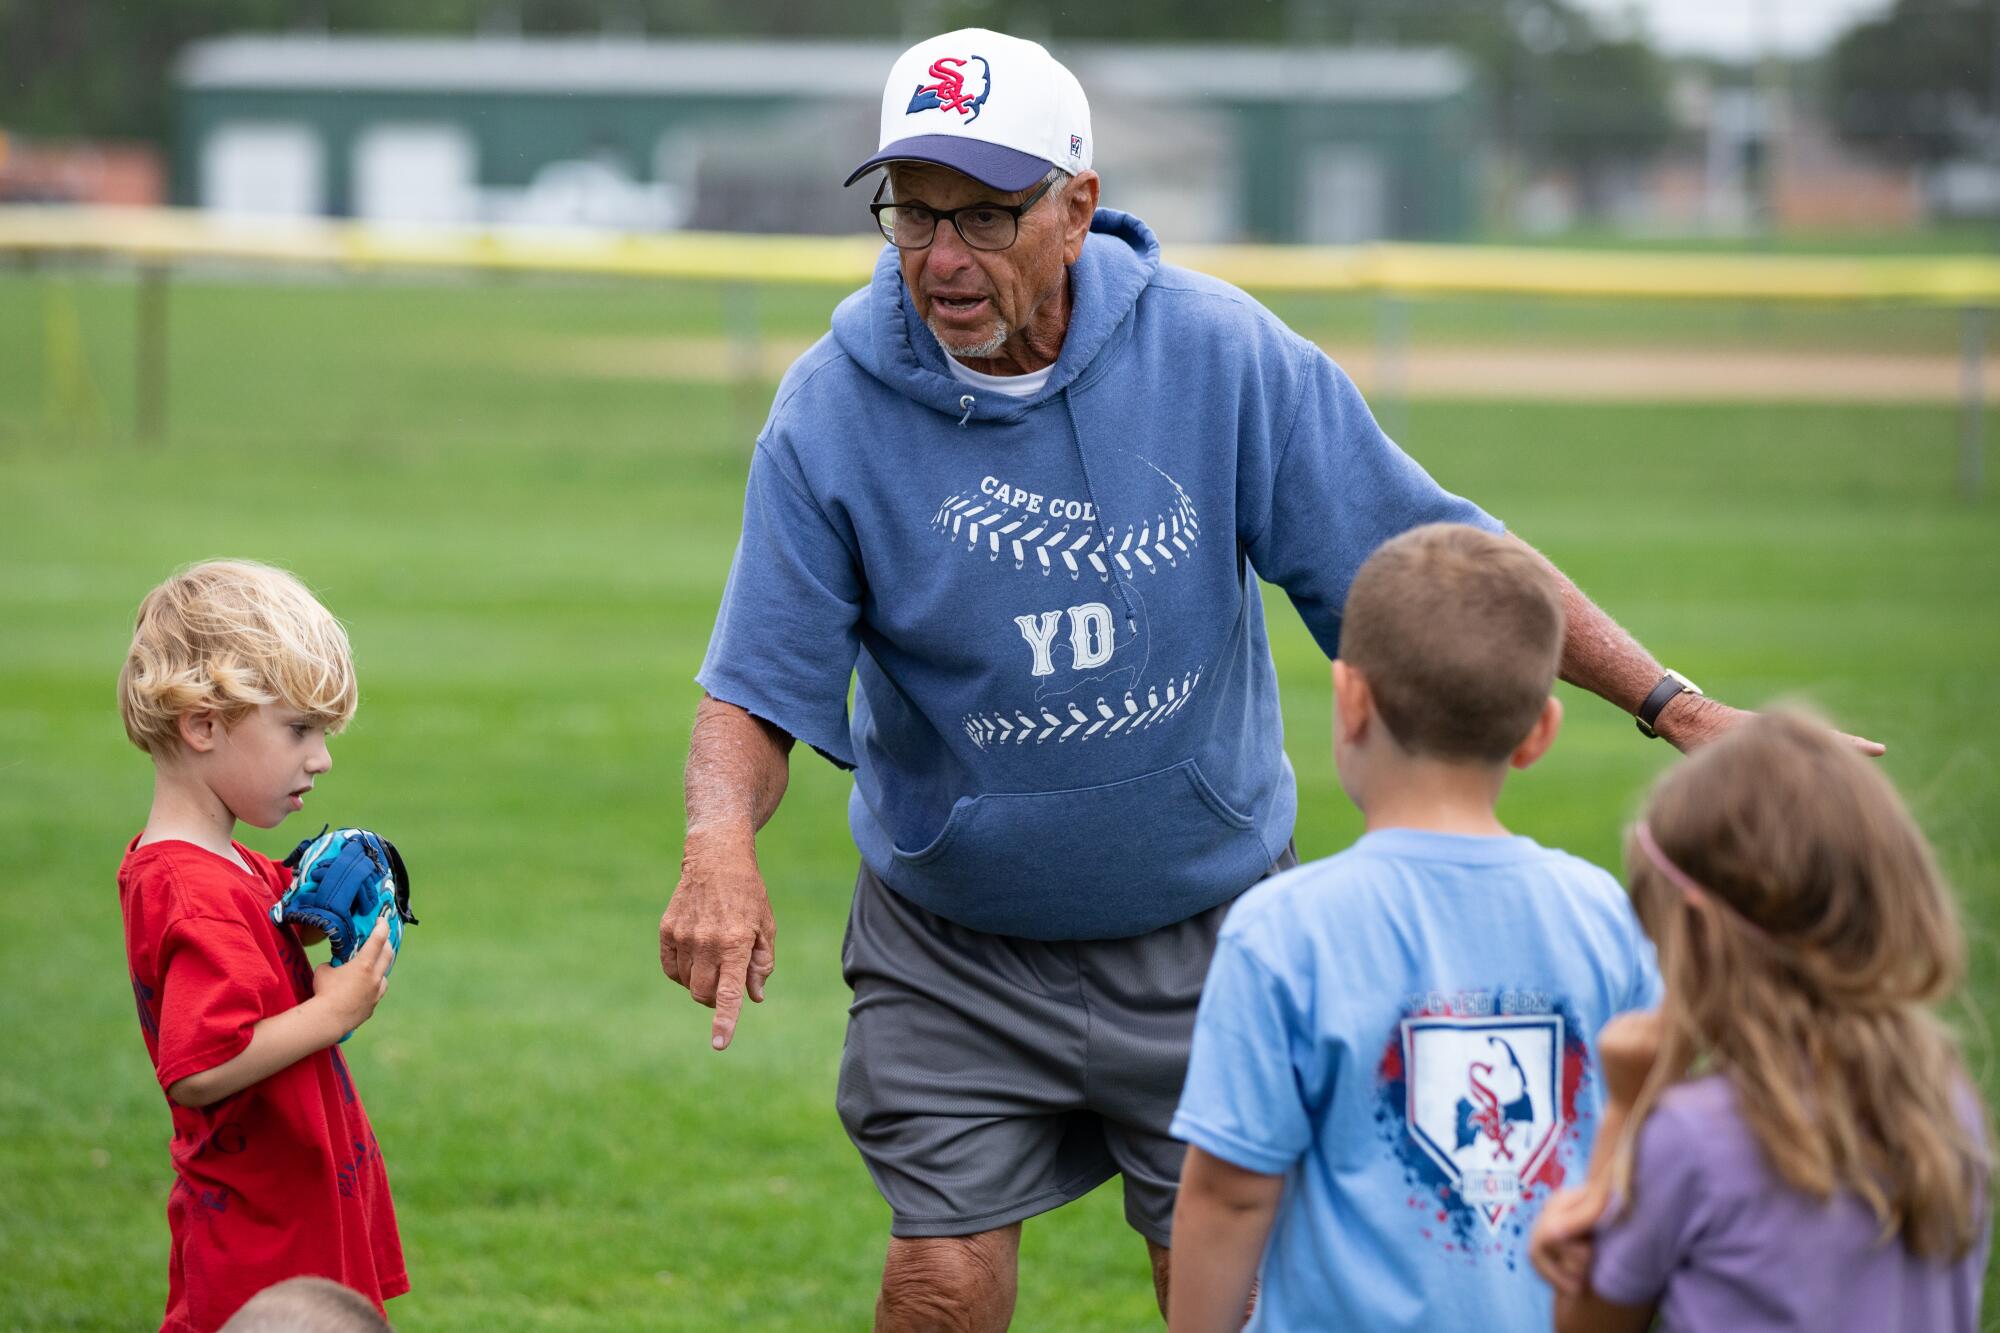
top-left (1172, 828), bottom-right (1662, 1333)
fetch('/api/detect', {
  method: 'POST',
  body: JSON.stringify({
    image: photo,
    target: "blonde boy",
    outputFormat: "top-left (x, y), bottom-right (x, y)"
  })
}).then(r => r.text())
top-left (116, 560), bottom-right (406, 1333)
top-left (219, 1277), bottom-right (392, 1332)
top-left (1167, 525), bottom-right (1660, 1333)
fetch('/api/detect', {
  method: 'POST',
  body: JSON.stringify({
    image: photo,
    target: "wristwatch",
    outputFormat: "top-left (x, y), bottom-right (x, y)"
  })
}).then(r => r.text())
top-left (1635, 670), bottom-right (1702, 740)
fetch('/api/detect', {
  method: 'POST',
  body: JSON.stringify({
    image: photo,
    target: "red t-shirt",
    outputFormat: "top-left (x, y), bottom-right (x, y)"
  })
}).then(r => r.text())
top-left (118, 837), bottom-right (408, 1332)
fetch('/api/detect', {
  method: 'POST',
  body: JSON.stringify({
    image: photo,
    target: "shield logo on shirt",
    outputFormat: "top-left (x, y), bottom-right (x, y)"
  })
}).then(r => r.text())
top-left (1402, 1014), bottom-right (1564, 1231)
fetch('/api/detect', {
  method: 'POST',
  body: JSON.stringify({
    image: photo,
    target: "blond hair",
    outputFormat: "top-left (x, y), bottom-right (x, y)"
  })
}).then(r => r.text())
top-left (1612, 710), bottom-right (1990, 1258)
top-left (118, 560), bottom-right (357, 755)
top-left (220, 1277), bottom-right (391, 1331)
top-left (1339, 523), bottom-right (1564, 763)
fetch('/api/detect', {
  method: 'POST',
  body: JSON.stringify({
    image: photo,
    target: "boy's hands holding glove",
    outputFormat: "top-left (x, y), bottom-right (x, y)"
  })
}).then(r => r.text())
top-left (313, 915), bottom-right (396, 1039)
top-left (273, 826), bottom-right (418, 967)
top-left (272, 827), bottom-right (417, 1044)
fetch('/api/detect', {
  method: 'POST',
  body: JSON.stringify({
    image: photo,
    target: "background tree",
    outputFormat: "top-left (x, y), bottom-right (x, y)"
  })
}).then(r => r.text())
top-left (1830, 0), bottom-right (2000, 162)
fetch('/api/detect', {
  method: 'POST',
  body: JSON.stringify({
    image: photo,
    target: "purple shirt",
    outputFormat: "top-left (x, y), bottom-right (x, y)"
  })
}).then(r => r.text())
top-left (1592, 1074), bottom-right (1989, 1333)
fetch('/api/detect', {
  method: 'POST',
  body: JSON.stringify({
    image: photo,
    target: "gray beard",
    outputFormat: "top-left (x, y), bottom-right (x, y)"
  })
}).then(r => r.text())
top-left (929, 316), bottom-right (1010, 362)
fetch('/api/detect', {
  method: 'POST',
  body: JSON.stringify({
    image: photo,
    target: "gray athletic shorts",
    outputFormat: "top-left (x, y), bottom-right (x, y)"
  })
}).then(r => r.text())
top-left (836, 847), bottom-right (1297, 1246)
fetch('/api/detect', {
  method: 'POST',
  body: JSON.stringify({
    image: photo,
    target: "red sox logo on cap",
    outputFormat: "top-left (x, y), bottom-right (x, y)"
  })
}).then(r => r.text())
top-left (907, 55), bottom-right (992, 123)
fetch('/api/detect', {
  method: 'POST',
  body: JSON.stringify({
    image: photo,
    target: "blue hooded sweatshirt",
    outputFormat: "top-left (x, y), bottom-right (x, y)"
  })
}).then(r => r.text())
top-left (699, 209), bottom-right (1498, 940)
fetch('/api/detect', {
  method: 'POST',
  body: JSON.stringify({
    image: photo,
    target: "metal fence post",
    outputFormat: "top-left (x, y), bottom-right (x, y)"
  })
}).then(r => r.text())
top-left (1962, 305), bottom-right (1987, 502)
top-left (724, 280), bottom-right (762, 444)
top-left (1375, 291), bottom-right (1410, 442)
top-left (137, 265), bottom-right (170, 444)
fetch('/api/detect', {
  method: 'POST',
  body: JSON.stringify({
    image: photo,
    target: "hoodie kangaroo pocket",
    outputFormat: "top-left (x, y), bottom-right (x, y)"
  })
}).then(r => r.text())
top-left (887, 759), bottom-right (1266, 938)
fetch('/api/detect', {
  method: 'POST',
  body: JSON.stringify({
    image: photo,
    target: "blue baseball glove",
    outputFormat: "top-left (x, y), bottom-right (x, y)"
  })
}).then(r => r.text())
top-left (271, 826), bottom-right (417, 968)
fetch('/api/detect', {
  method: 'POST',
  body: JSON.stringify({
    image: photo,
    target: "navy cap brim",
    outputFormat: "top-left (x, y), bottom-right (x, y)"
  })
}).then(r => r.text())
top-left (843, 135), bottom-right (1053, 192)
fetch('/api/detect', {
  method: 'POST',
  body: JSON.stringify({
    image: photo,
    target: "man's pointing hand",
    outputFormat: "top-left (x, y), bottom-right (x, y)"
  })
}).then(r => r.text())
top-left (660, 833), bottom-right (778, 1051)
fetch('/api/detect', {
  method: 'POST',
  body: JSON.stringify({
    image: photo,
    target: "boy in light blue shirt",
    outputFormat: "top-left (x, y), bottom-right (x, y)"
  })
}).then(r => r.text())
top-left (1168, 523), bottom-right (1661, 1333)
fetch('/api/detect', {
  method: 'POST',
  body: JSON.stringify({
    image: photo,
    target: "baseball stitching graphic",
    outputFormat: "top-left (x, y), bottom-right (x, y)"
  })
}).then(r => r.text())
top-left (929, 456), bottom-right (1200, 578)
top-left (961, 668), bottom-right (1204, 749)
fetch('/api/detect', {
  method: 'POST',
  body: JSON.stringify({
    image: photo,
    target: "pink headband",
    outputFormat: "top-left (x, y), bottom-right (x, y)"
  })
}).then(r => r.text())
top-left (1633, 823), bottom-right (1708, 906)
top-left (1633, 822), bottom-right (1772, 942)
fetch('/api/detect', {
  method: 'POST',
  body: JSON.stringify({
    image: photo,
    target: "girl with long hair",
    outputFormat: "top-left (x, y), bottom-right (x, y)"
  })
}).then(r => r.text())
top-left (1530, 710), bottom-right (1991, 1332)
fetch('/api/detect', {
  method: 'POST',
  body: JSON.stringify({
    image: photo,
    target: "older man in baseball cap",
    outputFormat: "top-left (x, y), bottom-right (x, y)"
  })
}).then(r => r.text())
top-left (664, 26), bottom-right (1777, 1329)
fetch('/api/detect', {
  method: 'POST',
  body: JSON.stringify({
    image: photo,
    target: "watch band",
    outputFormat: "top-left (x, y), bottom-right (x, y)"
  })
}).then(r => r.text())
top-left (1635, 674), bottom-right (1693, 739)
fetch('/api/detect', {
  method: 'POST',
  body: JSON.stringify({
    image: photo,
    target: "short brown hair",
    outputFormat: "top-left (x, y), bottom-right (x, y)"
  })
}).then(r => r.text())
top-left (1338, 524), bottom-right (1564, 763)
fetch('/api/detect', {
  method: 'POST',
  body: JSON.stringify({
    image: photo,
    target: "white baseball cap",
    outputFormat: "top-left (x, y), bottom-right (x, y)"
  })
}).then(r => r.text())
top-left (844, 28), bottom-right (1093, 193)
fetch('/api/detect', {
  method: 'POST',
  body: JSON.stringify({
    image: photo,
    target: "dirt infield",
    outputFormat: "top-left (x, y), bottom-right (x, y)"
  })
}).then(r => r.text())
top-left (542, 335), bottom-right (2000, 404)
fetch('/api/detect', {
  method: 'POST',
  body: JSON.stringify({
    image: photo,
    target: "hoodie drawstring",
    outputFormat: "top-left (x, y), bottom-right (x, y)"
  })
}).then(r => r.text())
top-left (957, 394), bottom-right (976, 427)
top-left (1060, 390), bottom-right (1139, 634)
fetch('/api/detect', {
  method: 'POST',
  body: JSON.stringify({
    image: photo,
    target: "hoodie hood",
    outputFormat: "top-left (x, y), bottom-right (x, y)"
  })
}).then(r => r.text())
top-left (830, 208), bottom-right (1161, 424)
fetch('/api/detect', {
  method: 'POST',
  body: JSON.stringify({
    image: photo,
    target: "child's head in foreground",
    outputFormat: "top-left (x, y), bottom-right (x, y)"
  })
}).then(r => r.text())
top-left (118, 559), bottom-right (356, 829)
top-left (219, 1276), bottom-right (391, 1331)
top-left (1334, 523), bottom-right (1565, 802)
top-left (1620, 709), bottom-right (1986, 1258)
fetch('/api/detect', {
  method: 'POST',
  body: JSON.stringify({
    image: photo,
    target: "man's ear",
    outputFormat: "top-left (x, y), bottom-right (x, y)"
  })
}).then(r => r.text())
top-left (1332, 659), bottom-right (1373, 746)
top-left (1061, 170), bottom-right (1099, 265)
top-left (177, 709), bottom-right (223, 754)
top-left (1509, 696), bottom-right (1564, 771)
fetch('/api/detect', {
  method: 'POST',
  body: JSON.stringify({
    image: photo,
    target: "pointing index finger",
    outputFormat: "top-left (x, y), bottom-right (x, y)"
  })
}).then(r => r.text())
top-left (709, 939), bottom-right (754, 1052)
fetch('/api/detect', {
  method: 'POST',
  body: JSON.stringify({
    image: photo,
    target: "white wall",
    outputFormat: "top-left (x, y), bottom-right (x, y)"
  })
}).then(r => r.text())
top-left (352, 123), bottom-right (477, 223)
top-left (201, 122), bottom-right (325, 217)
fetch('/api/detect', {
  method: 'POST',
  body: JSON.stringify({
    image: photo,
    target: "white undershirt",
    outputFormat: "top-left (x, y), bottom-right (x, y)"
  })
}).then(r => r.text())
top-left (935, 330), bottom-right (1053, 398)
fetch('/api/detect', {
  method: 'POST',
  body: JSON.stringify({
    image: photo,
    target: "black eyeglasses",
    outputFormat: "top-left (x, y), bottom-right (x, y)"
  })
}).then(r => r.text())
top-left (869, 174), bottom-right (1059, 252)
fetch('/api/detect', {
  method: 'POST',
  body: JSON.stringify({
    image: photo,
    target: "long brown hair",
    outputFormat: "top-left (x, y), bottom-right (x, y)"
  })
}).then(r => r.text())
top-left (1611, 710), bottom-right (1989, 1258)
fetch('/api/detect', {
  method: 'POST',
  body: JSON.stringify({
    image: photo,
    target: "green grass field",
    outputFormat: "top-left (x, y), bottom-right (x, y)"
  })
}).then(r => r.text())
top-left (1, 269), bottom-right (1996, 1328)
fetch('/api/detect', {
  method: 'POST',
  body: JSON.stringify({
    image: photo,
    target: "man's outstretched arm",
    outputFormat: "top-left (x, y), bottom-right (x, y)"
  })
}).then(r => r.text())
top-left (660, 693), bottom-right (797, 1050)
top-left (1517, 537), bottom-right (1885, 756)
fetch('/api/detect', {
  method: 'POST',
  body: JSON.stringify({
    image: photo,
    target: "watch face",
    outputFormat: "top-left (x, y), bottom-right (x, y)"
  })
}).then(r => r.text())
top-left (1666, 670), bottom-right (1703, 696)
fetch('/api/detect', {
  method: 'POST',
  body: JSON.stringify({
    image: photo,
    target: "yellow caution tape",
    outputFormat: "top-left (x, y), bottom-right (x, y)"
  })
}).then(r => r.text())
top-left (7, 206), bottom-right (2000, 305)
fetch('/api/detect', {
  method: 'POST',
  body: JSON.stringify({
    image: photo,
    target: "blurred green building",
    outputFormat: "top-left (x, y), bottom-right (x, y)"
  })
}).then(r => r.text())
top-left (175, 35), bottom-right (1480, 243)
